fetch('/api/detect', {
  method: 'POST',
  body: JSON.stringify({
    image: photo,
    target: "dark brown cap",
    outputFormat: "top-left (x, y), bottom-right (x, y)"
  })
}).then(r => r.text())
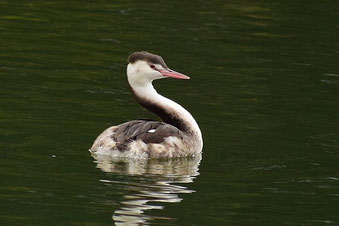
top-left (128, 51), bottom-right (168, 69)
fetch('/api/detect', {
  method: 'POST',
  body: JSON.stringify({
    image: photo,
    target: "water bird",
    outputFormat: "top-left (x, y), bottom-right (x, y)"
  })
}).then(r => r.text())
top-left (90, 51), bottom-right (203, 158)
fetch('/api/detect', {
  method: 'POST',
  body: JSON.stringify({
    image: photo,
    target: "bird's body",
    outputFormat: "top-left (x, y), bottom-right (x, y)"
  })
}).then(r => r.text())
top-left (90, 51), bottom-right (203, 158)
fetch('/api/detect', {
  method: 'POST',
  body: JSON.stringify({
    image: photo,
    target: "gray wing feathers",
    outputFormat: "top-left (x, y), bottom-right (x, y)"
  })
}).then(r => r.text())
top-left (113, 120), bottom-right (183, 150)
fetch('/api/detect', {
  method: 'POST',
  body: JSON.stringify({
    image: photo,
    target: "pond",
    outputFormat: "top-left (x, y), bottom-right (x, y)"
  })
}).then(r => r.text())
top-left (1, 0), bottom-right (338, 225)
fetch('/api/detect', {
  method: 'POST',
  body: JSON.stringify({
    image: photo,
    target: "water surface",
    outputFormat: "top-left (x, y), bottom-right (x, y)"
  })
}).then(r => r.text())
top-left (1, 0), bottom-right (338, 225)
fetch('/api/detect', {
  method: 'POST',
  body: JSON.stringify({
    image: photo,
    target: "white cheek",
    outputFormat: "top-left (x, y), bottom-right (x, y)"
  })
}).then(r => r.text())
top-left (127, 61), bottom-right (166, 86)
top-left (127, 64), bottom-right (139, 79)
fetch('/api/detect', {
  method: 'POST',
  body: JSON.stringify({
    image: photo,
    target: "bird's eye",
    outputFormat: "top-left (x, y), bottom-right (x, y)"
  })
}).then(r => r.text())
top-left (150, 65), bottom-right (155, 69)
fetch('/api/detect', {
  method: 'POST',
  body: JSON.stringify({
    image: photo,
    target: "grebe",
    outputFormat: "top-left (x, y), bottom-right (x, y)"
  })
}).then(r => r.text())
top-left (90, 51), bottom-right (203, 158)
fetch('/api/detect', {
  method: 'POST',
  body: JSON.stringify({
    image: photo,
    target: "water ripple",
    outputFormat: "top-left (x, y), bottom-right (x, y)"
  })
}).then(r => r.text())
top-left (93, 155), bottom-right (201, 225)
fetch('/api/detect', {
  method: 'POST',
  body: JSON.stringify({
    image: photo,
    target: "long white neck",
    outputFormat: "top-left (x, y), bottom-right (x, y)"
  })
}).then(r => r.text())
top-left (128, 80), bottom-right (203, 147)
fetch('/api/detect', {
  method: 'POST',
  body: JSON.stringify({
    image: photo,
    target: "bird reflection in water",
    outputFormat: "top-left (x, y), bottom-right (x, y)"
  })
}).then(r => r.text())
top-left (92, 154), bottom-right (201, 225)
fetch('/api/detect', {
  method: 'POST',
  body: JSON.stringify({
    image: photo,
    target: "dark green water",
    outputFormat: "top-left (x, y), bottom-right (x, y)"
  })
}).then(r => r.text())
top-left (1, 1), bottom-right (338, 225)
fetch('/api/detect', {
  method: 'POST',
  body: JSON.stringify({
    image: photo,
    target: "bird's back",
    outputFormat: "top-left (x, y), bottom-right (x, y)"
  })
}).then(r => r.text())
top-left (90, 120), bottom-right (193, 158)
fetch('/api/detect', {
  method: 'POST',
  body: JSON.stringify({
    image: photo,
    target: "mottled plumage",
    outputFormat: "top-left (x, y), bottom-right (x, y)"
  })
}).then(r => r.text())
top-left (90, 51), bottom-right (203, 158)
top-left (90, 120), bottom-right (189, 158)
top-left (114, 120), bottom-right (184, 149)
